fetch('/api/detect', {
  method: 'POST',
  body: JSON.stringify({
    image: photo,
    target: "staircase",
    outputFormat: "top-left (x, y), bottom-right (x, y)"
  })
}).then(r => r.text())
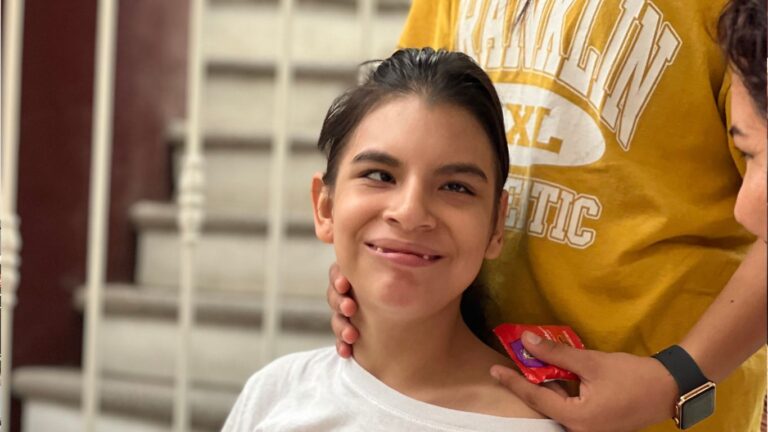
top-left (13, 1), bottom-right (410, 430)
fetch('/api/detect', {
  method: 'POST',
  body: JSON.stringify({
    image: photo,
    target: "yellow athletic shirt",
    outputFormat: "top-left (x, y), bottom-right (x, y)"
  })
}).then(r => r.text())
top-left (399, 1), bottom-right (765, 431)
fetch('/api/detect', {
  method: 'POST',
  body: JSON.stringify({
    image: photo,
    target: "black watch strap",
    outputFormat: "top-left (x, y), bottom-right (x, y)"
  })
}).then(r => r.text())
top-left (652, 345), bottom-right (710, 395)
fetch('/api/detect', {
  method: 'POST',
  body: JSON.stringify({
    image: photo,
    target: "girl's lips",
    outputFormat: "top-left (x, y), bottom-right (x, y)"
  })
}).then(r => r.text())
top-left (365, 242), bottom-right (442, 267)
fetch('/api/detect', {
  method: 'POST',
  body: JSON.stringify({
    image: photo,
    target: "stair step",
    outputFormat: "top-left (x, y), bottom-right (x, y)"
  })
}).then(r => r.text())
top-left (203, 0), bottom-right (408, 66)
top-left (72, 284), bottom-right (333, 388)
top-left (130, 200), bottom-right (314, 233)
top-left (202, 61), bottom-right (354, 138)
top-left (167, 121), bottom-right (326, 215)
top-left (14, 367), bottom-right (235, 431)
top-left (131, 201), bottom-right (335, 294)
top-left (166, 119), bottom-right (319, 150)
top-left (207, 57), bottom-right (359, 80)
top-left (73, 283), bottom-right (330, 331)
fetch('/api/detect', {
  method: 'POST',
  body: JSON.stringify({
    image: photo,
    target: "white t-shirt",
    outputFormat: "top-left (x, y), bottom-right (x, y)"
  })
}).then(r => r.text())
top-left (222, 347), bottom-right (564, 432)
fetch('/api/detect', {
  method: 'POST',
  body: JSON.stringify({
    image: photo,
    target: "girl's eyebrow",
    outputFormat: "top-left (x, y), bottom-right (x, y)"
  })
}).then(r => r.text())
top-left (435, 163), bottom-right (488, 182)
top-left (351, 150), bottom-right (488, 182)
top-left (729, 125), bottom-right (744, 137)
top-left (351, 150), bottom-right (400, 167)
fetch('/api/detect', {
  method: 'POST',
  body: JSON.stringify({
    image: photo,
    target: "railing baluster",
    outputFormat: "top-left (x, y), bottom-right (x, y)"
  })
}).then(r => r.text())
top-left (358, 0), bottom-right (375, 59)
top-left (261, 0), bottom-right (294, 365)
top-left (173, 0), bottom-right (206, 430)
top-left (0, 0), bottom-right (26, 429)
top-left (82, 0), bottom-right (119, 430)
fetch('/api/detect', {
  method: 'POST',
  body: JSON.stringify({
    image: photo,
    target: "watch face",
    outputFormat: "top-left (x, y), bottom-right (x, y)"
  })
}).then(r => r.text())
top-left (679, 387), bottom-right (715, 429)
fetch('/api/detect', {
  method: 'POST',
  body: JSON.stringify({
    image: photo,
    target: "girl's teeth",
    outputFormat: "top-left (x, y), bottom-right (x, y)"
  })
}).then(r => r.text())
top-left (372, 245), bottom-right (435, 260)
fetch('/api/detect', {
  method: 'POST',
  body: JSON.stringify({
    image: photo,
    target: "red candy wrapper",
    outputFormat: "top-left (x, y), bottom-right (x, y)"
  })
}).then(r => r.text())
top-left (493, 323), bottom-right (585, 384)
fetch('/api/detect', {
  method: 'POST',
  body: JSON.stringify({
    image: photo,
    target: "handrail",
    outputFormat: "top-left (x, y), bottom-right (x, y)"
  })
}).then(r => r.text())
top-left (173, 0), bottom-right (207, 430)
top-left (1, 1), bottom-right (26, 429)
top-left (82, 0), bottom-right (119, 430)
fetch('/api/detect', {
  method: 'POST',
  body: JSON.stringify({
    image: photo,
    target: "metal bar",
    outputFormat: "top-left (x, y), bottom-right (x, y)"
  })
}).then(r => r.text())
top-left (173, 0), bottom-right (206, 429)
top-left (82, 0), bottom-right (119, 430)
top-left (0, 1), bottom-right (26, 429)
top-left (261, 0), bottom-right (294, 365)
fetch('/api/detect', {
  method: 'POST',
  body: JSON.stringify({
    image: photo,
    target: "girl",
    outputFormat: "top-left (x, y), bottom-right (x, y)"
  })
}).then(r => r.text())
top-left (222, 48), bottom-right (562, 431)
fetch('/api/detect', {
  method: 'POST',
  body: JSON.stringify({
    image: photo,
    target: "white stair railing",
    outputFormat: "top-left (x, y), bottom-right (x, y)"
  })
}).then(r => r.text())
top-left (261, 0), bottom-right (295, 365)
top-left (173, 0), bottom-right (206, 430)
top-left (82, 0), bottom-right (119, 430)
top-left (1, 1), bottom-right (27, 429)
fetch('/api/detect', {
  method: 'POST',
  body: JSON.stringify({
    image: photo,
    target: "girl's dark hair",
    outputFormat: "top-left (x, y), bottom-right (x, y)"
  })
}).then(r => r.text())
top-left (718, 0), bottom-right (767, 116)
top-left (317, 48), bottom-right (510, 199)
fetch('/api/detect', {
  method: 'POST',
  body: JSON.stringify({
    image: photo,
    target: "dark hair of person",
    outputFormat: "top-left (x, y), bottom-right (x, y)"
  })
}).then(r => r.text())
top-left (316, 48), bottom-right (510, 342)
top-left (317, 47), bottom-right (509, 201)
top-left (718, 0), bottom-right (767, 116)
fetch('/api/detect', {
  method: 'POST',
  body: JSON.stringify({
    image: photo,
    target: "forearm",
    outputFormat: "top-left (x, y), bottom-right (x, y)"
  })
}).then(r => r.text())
top-left (679, 240), bottom-right (767, 383)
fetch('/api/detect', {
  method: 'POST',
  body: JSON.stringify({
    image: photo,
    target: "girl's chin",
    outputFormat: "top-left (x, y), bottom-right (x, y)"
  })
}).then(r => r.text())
top-left (359, 285), bottom-right (423, 309)
top-left (355, 283), bottom-right (464, 318)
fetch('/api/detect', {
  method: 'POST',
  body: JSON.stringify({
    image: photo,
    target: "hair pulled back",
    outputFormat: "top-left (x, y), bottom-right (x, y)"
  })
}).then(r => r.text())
top-left (317, 48), bottom-right (510, 198)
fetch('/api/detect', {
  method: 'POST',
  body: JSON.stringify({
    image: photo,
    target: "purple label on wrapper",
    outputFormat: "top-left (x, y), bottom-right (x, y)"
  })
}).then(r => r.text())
top-left (510, 339), bottom-right (547, 368)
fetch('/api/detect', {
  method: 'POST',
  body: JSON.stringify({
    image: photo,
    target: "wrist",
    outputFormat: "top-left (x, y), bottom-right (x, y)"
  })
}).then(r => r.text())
top-left (649, 356), bottom-right (679, 419)
top-left (678, 339), bottom-right (721, 383)
top-left (677, 339), bottom-right (706, 378)
top-left (652, 345), bottom-right (717, 429)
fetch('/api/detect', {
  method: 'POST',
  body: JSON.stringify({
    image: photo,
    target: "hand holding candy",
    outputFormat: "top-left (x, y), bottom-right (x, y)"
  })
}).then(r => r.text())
top-left (491, 332), bottom-right (678, 432)
top-left (494, 324), bottom-right (585, 384)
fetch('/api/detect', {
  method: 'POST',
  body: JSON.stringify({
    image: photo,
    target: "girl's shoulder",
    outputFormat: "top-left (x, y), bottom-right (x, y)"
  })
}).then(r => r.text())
top-left (223, 347), bottom-right (340, 431)
top-left (448, 342), bottom-right (550, 421)
top-left (244, 346), bottom-right (338, 388)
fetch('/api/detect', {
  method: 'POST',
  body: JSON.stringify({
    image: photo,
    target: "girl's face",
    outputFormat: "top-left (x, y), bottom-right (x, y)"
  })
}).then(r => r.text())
top-left (730, 72), bottom-right (767, 242)
top-left (312, 95), bottom-right (507, 322)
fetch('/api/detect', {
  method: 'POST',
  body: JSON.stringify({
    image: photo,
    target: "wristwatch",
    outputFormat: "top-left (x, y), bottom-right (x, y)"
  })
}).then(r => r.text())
top-left (652, 345), bottom-right (716, 430)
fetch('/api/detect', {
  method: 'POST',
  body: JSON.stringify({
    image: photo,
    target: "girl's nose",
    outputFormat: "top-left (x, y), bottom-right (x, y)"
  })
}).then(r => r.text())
top-left (382, 180), bottom-right (437, 231)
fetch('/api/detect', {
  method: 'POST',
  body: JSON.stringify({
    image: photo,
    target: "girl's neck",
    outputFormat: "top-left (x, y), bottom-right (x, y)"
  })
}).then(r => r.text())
top-left (350, 299), bottom-right (491, 395)
top-left (348, 300), bottom-right (541, 420)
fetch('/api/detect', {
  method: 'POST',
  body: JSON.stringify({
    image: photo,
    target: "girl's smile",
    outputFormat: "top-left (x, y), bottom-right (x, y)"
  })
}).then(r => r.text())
top-left (364, 239), bottom-right (443, 267)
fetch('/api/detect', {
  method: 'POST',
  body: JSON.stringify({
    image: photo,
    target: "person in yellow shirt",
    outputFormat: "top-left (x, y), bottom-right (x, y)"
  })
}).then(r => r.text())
top-left (327, 1), bottom-right (766, 431)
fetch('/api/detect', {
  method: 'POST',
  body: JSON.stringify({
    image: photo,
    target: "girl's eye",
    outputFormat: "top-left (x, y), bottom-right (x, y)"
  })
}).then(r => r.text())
top-left (739, 150), bottom-right (753, 160)
top-left (363, 170), bottom-right (395, 183)
top-left (441, 182), bottom-right (474, 195)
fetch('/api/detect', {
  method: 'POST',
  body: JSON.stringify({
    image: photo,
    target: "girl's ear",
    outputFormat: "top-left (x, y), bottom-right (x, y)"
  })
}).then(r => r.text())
top-left (311, 173), bottom-right (334, 243)
top-left (485, 190), bottom-right (508, 259)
